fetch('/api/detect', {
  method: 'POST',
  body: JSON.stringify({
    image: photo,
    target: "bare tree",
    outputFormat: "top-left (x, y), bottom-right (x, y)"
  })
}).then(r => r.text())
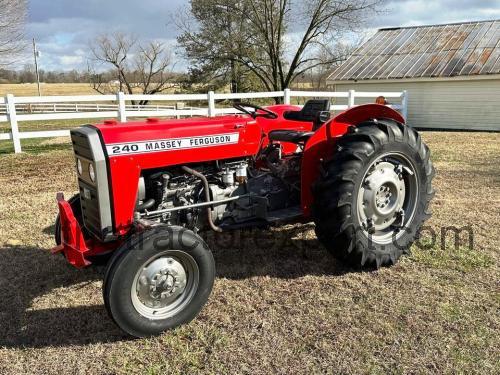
top-left (308, 42), bottom-right (357, 89)
top-left (88, 33), bottom-right (178, 104)
top-left (0, 0), bottom-right (27, 65)
top-left (178, 0), bottom-right (384, 97)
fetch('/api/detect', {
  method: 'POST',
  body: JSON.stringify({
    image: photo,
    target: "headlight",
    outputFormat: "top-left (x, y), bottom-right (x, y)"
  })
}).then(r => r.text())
top-left (76, 158), bottom-right (82, 175)
top-left (89, 163), bottom-right (95, 182)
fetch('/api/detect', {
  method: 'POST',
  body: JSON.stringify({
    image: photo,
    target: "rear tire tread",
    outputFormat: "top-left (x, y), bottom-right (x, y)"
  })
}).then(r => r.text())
top-left (312, 118), bottom-right (434, 268)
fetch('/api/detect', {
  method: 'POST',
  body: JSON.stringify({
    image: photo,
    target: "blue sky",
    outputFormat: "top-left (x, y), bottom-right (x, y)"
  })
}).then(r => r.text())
top-left (25, 0), bottom-right (500, 71)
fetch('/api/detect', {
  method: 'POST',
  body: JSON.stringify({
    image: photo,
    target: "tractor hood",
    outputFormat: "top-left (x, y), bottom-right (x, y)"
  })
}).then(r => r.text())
top-left (95, 115), bottom-right (250, 145)
top-left (91, 115), bottom-right (262, 164)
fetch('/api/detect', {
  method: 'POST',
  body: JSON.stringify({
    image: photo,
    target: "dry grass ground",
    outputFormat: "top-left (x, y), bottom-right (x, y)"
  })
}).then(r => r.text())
top-left (0, 132), bottom-right (498, 374)
top-left (0, 83), bottom-right (185, 97)
top-left (0, 83), bottom-right (98, 96)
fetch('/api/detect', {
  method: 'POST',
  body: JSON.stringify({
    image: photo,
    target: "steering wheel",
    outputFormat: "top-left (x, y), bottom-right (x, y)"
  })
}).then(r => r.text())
top-left (233, 102), bottom-right (278, 119)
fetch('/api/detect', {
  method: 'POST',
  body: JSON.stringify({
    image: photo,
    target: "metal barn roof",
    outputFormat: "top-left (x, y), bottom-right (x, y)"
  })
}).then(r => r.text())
top-left (328, 20), bottom-right (500, 82)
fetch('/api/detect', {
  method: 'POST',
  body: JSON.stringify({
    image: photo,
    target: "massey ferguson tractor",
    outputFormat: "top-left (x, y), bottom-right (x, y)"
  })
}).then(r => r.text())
top-left (53, 100), bottom-right (434, 337)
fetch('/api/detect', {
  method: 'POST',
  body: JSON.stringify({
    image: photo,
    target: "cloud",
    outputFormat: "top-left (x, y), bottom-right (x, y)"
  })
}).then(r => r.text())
top-left (372, 0), bottom-right (500, 29)
top-left (60, 55), bottom-right (84, 66)
top-left (22, 0), bottom-right (500, 71)
top-left (25, 0), bottom-right (185, 71)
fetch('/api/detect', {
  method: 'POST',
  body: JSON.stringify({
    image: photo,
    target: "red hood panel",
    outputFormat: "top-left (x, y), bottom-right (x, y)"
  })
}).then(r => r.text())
top-left (90, 115), bottom-right (262, 164)
top-left (95, 115), bottom-right (253, 144)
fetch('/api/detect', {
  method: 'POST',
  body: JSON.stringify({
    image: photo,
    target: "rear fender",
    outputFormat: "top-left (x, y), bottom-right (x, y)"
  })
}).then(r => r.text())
top-left (332, 103), bottom-right (405, 125)
top-left (300, 104), bottom-right (405, 216)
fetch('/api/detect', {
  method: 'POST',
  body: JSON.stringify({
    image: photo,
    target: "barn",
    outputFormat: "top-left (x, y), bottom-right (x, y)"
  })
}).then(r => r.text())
top-left (327, 20), bottom-right (500, 131)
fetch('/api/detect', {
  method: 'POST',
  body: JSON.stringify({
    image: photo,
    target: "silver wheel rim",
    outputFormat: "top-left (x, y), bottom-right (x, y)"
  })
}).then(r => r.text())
top-left (131, 250), bottom-right (199, 320)
top-left (356, 152), bottom-right (419, 244)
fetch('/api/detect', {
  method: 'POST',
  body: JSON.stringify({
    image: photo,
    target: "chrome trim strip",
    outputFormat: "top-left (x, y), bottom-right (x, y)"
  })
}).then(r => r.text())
top-left (71, 126), bottom-right (113, 240)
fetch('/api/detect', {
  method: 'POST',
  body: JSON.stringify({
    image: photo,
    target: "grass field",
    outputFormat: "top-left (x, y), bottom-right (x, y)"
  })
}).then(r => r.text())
top-left (0, 132), bottom-right (498, 374)
top-left (0, 83), bottom-right (187, 96)
top-left (0, 83), bottom-right (98, 96)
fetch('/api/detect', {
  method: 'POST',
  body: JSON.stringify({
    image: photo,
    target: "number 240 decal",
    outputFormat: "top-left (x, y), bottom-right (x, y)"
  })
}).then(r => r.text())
top-left (110, 144), bottom-right (139, 154)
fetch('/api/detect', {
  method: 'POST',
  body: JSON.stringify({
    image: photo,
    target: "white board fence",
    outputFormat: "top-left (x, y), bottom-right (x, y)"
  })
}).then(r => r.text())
top-left (0, 89), bottom-right (407, 153)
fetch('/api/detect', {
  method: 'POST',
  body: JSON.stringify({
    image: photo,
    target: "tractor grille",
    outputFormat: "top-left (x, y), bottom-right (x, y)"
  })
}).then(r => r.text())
top-left (71, 130), bottom-right (102, 237)
top-left (70, 127), bottom-right (113, 241)
top-left (71, 130), bottom-right (93, 160)
top-left (78, 181), bottom-right (102, 238)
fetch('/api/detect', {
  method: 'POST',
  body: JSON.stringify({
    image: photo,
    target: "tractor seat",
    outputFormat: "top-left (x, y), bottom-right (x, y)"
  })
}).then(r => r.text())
top-left (283, 99), bottom-right (330, 122)
top-left (268, 129), bottom-right (314, 144)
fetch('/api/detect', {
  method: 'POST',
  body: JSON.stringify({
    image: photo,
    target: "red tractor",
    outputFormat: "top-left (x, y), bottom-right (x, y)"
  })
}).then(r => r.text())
top-left (53, 100), bottom-right (434, 337)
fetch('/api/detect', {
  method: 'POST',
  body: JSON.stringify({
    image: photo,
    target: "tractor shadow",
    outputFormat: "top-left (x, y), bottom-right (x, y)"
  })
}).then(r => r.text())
top-left (0, 224), bottom-right (355, 348)
top-left (0, 244), bottom-right (127, 348)
top-left (206, 223), bottom-right (355, 279)
top-left (42, 223), bottom-right (56, 236)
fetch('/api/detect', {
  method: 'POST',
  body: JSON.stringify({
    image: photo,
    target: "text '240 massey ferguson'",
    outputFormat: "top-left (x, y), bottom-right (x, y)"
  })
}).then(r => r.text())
top-left (53, 100), bottom-right (434, 337)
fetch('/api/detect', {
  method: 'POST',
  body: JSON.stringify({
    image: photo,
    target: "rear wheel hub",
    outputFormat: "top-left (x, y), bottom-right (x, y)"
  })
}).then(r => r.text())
top-left (361, 161), bottom-right (406, 231)
top-left (357, 153), bottom-right (418, 244)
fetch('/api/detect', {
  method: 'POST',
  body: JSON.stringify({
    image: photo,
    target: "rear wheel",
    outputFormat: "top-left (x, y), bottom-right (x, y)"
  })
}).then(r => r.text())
top-left (103, 225), bottom-right (215, 337)
top-left (312, 118), bottom-right (434, 268)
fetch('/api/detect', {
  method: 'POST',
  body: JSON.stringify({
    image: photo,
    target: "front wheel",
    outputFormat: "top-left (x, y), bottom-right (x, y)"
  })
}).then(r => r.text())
top-left (103, 225), bottom-right (215, 337)
top-left (312, 118), bottom-right (435, 268)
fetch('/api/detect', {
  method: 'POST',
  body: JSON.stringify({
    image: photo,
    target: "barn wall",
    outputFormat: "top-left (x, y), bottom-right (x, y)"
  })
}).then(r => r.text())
top-left (332, 79), bottom-right (500, 131)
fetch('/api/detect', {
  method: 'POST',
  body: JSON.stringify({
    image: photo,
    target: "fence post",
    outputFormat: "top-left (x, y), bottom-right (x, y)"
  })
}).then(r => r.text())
top-left (401, 90), bottom-right (408, 122)
top-left (6, 94), bottom-right (21, 153)
top-left (283, 88), bottom-right (291, 105)
top-left (117, 91), bottom-right (127, 122)
top-left (207, 91), bottom-right (215, 117)
top-left (348, 89), bottom-right (355, 108)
